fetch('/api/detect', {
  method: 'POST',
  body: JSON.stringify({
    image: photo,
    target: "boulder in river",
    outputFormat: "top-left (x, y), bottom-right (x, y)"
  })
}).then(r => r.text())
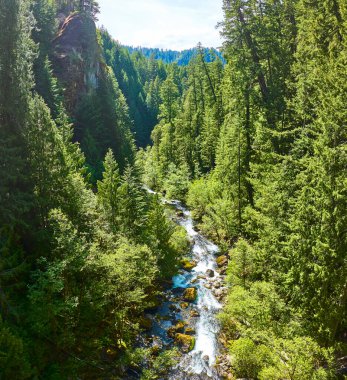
top-left (185, 327), bottom-right (196, 335)
top-left (180, 258), bottom-right (197, 272)
top-left (167, 327), bottom-right (176, 338)
top-left (167, 320), bottom-right (186, 338)
top-left (190, 309), bottom-right (200, 318)
top-left (216, 255), bottom-right (228, 267)
top-left (175, 320), bottom-right (186, 331)
top-left (176, 210), bottom-right (185, 217)
top-left (175, 333), bottom-right (195, 352)
top-left (206, 269), bottom-right (215, 277)
top-left (183, 287), bottom-right (197, 302)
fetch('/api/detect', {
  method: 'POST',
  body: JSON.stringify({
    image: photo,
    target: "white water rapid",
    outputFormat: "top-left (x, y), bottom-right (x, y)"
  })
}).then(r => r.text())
top-left (168, 200), bottom-right (222, 379)
top-left (142, 189), bottom-right (224, 379)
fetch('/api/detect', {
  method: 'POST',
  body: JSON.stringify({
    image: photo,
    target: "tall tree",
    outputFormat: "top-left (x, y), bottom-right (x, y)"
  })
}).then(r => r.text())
top-left (97, 149), bottom-right (121, 232)
top-left (0, 0), bottom-right (35, 226)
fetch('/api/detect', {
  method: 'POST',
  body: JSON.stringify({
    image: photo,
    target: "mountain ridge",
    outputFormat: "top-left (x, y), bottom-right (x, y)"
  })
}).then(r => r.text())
top-left (124, 45), bottom-right (225, 66)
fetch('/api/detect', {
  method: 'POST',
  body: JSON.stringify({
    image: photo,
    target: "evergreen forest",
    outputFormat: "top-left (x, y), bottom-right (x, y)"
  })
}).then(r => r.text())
top-left (0, 0), bottom-right (346, 379)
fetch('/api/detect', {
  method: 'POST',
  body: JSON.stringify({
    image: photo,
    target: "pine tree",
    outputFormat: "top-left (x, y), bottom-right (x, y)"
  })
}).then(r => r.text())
top-left (97, 149), bottom-right (121, 232)
top-left (118, 165), bottom-right (147, 238)
top-left (159, 74), bottom-right (180, 124)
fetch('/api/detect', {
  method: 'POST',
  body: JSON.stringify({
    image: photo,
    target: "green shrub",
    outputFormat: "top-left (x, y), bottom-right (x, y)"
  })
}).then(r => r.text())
top-left (230, 338), bottom-right (273, 378)
top-left (259, 337), bottom-right (335, 380)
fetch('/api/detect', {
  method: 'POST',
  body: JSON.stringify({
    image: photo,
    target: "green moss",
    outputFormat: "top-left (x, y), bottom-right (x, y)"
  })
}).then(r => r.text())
top-left (216, 255), bottom-right (227, 267)
top-left (189, 336), bottom-right (196, 351)
top-left (185, 327), bottom-right (195, 335)
top-left (174, 333), bottom-right (196, 352)
top-left (183, 287), bottom-right (197, 302)
top-left (167, 320), bottom-right (186, 338)
top-left (180, 258), bottom-right (197, 271)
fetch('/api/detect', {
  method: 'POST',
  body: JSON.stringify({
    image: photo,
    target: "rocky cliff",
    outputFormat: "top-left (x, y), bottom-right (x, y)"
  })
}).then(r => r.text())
top-left (52, 12), bottom-right (101, 112)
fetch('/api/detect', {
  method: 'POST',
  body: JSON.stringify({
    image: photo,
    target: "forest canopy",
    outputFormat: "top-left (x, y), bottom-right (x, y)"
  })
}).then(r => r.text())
top-left (0, 0), bottom-right (346, 379)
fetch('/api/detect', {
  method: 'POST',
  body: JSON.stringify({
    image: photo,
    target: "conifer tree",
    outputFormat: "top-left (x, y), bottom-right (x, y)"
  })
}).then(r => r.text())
top-left (97, 149), bottom-right (121, 232)
top-left (284, 0), bottom-right (347, 343)
top-left (0, 0), bottom-right (35, 226)
top-left (118, 165), bottom-right (147, 238)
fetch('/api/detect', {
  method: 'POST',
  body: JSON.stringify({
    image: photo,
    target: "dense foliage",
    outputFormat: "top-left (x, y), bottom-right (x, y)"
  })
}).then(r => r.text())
top-left (140, 0), bottom-right (347, 378)
top-left (0, 1), bottom-right (188, 378)
top-left (125, 46), bottom-right (225, 66)
top-left (1, 0), bottom-right (346, 378)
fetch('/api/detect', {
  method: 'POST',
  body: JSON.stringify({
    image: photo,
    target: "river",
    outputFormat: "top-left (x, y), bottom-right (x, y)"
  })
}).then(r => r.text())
top-left (144, 195), bottom-right (224, 379)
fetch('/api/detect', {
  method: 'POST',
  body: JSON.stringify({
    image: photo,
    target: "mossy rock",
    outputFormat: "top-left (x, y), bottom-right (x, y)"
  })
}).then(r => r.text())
top-left (167, 326), bottom-right (176, 338)
top-left (190, 309), bottom-right (200, 318)
top-left (180, 302), bottom-right (189, 309)
top-left (180, 258), bottom-right (197, 272)
top-left (175, 320), bottom-right (186, 332)
top-left (176, 210), bottom-right (185, 217)
top-left (185, 327), bottom-right (196, 335)
top-left (167, 320), bottom-right (186, 338)
top-left (183, 287), bottom-right (197, 302)
top-left (216, 255), bottom-right (228, 267)
top-left (175, 333), bottom-right (196, 352)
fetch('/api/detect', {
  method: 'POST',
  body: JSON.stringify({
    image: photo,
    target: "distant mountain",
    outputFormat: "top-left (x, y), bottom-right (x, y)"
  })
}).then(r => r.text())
top-left (124, 46), bottom-right (225, 66)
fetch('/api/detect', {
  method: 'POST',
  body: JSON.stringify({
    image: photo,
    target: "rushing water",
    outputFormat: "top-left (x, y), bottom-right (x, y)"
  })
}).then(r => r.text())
top-left (144, 193), bottom-right (223, 379)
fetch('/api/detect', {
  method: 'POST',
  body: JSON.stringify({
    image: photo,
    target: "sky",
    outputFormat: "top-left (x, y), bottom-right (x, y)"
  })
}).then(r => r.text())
top-left (97, 0), bottom-right (224, 51)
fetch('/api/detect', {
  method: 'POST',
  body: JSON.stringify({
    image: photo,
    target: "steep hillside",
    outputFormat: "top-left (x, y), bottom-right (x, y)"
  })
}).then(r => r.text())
top-left (0, 1), bottom-right (187, 378)
top-left (1, 1), bottom-right (345, 379)
top-left (52, 12), bottom-right (101, 111)
top-left (49, 10), bottom-right (134, 180)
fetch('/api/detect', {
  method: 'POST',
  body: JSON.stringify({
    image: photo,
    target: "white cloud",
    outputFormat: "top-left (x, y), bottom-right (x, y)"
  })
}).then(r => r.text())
top-left (97, 0), bottom-right (223, 50)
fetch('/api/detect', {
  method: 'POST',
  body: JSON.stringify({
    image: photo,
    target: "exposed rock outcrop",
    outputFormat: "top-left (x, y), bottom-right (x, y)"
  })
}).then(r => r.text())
top-left (52, 12), bottom-right (101, 111)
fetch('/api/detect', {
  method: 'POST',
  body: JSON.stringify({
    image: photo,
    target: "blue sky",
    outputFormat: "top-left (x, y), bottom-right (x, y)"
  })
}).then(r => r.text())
top-left (97, 0), bottom-right (223, 51)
